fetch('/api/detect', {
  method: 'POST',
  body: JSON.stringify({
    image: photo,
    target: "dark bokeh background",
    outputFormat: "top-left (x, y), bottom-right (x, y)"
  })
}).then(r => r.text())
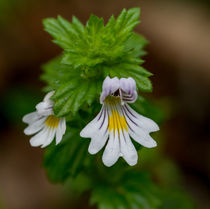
top-left (0, 0), bottom-right (210, 208)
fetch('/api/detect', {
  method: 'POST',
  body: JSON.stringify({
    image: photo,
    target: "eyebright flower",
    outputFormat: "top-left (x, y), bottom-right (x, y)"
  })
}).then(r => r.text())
top-left (80, 76), bottom-right (159, 167)
top-left (22, 91), bottom-right (66, 148)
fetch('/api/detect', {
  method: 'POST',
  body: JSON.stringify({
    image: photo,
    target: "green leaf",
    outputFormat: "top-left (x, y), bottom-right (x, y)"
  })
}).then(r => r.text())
top-left (115, 8), bottom-right (140, 37)
top-left (125, 33), bottom-right (148, 57)
top-left (41, 56), bottom-right (73, 91)
top-left (43, 8), bottom-right (142, 71)
top-left (86, 15), bottom-right (104, 35)
top-left (52, 79), bottom-right (101, 117)
top-left (90, 171), bottom-right (161, 209)
top-left (43, 15), bottom-right (84, 50)
top-left (43, 129), bottom-right (89, 183)
top-left (72, 16), bottom-right (85, 34)
top-left (131, 73), bottom-right (152, 91)
top-left (41, 56), bottom-right (102, 117)
top-left (40, 10), bottom-right (198, 209)
top-left (42, 8), bottom-right (153, 117)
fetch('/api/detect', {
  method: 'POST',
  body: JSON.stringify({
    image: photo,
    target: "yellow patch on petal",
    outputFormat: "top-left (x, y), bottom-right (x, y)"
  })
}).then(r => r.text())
top-left (45, 115), bottom-right (59, 128)
top-left (108, 110), bottom-right (128, 134)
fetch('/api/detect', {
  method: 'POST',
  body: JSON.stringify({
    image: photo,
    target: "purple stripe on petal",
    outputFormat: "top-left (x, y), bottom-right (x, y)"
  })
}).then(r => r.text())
top-left (99, 106), bottom-right (107, 129)
top-left (124, 104), bottom-right (137, 119)
top-left (120, 106), bottom-right (135, 132)
top-left (97, 106), bottom-right (104, 121)
top-left (123, 106), bottom-right (138, 127)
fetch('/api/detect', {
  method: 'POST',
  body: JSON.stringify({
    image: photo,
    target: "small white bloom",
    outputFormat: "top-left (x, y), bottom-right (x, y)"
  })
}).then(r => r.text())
top-left (80, 76), bottom-right (159, 167)
top-left (23, 91), bottom-right (66, 148)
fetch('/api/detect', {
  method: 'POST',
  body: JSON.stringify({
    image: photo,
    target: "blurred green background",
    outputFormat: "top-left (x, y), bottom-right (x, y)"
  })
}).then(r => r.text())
top-left (0, 0), bottom-right (210, 208)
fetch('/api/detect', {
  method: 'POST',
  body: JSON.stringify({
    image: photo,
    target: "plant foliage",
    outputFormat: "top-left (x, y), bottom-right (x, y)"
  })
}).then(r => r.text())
top-left (40, 7), bottom-right (197, 209)
top-left (43, 129), bottom-right (89, 182)
top-left (42, 8), bottom-right (151, 117)
top-left (91, 171), bottom-right (161, 209)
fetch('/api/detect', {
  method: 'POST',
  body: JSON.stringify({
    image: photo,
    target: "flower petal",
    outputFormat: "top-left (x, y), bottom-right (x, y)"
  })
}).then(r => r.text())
top-left (120, 77), bottom-right (136, 94)
top-left (61, 118), bottom-right (66, 134)
top-left (81, 106), bottom-right (109, 154)
top-left (55, 126), bottom-right (63, 145)
top-left (122, 91), bottom-right (137, 103)
top-left (127, 121), bottom-right (157, 148)
top-left (56, 118), bottom-right (66, 145)
top-left (102, 130), bottom-right (120, 167)
top-left (41, 128), bottom-right (56, 148)
top-left (119, 130), bottom-right (138, 166)
top-left (123, 104), bottom-right (159, 133)
top-left (80, 106), bottom-right (108, 138)
top-left (22, 112), bottom-right (41, 124)
top-left (102, 76), bottom-right (120, 93)
top-left (24, 123), bottom-right (43, 135)
top-left (88, 133), bottom-right (108, 154)
top-left (36, 100), bottom-right (54, 116)
top-left (29, 127), bottom-right (49, 147)
top-left (129, 130), bottom-right (157, 148)
top-left (120, 104), bottom-right (157, 148)
top-left (43, 91), bottom-right (55, 101)
top-left (35, 91), bottom-right (55, 116)
top-left (100, 76), bottom-right (120, 103)
top-left (120, 77), bottom-right (137, 103)
top-left (24, 116), bottom-right (46, 135)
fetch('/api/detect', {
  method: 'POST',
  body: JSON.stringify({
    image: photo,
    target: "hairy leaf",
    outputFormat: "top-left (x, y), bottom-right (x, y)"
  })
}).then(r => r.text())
top-left (42, 8), bottom-right (152, 118)
top-left (42, 56), bottom-right (102, 117)
top-left (90, 171), bottom-right (161, 209)
top-left (43, 129), bottom-right (89, 182)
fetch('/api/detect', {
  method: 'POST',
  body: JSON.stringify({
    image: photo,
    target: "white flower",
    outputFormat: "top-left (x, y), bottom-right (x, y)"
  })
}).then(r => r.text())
top-left (80, 76), bottom-right (159, 167)
top-left (23, 91), bottom-right (66, 148)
